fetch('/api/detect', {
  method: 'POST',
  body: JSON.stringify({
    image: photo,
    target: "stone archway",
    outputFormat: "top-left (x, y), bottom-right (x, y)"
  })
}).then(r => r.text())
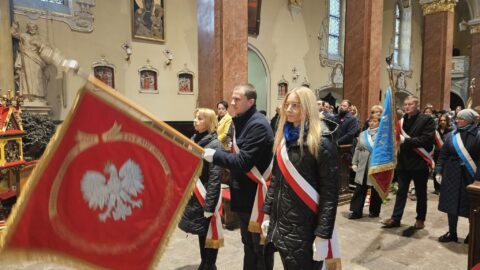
top-left (247, 45), bottom-right (270, 116)
top-left (450, 91), bottom-right (465, 110)
top-left (394, 90), bottom-right (413, 109)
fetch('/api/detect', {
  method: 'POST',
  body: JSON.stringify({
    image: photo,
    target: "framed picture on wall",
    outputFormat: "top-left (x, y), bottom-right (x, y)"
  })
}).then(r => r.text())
top-left (277, 77), bottom-right (288, 99)
top-left (177, 65), bottom-right (194, 95)
top-left (248, 0), bottom-right (262, 36)
top-left (92, 57), bottom-right (116, 88)
top-left (132, 0), bottom-right (165, 42)
top-left (139, 63), bottom-right (159, 93)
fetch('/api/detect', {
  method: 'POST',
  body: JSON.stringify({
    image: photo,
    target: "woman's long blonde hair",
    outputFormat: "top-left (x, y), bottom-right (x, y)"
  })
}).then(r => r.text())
top-left (273, 87), bottom-right (322, 157)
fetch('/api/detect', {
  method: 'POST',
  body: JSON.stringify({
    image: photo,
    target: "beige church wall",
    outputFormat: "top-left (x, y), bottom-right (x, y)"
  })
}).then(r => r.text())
top-left (248, 0), bottom-right (331, 116)
top-left (380, 0), bottom-right (423, 106)
top-left (12, 0), bottom-right (198, 121)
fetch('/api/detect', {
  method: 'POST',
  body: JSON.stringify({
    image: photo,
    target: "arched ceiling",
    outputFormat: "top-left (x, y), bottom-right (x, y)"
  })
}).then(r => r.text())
top-left (466, 0), bottom-right (480, 22)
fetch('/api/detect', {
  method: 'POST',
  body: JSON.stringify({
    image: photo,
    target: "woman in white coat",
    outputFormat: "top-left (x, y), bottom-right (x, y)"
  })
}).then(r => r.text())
top-left (348, 116), bottom-right (382, 219)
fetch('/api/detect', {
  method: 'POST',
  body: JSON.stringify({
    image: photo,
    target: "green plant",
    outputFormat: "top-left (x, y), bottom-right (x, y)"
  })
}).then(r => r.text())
top-left (21, 112), bottom-right (56, 161)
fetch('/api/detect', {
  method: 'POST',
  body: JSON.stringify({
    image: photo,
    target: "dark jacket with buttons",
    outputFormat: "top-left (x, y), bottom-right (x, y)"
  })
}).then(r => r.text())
top-left (213, 105), bottom-right (274, 213)
top-left (263, 132), bottom-right (340, 269)
top-left (179, 132), bottom-right (223, 235)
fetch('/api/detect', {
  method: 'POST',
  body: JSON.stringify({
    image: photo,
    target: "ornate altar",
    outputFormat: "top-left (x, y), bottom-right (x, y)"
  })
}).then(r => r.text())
top-left (0, 91), bottom-right (26, 224)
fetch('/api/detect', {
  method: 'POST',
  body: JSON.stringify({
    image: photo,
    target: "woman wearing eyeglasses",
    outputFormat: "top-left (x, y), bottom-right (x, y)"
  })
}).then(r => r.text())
top-left (262, 87), bottom-right (340, 270)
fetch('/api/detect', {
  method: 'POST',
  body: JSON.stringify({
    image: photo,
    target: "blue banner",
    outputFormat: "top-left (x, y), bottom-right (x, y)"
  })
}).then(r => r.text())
top-left (368, 87), bottom-right (397, 199)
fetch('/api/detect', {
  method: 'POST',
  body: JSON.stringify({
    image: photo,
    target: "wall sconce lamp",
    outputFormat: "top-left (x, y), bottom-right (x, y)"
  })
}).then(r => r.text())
top-left (459, 19), bottom-right (468, 32)
top-left (122, 42), bottom-right (132, 61)
top-left (163, 49), bottom-right (174, 66)
top-left (292, 67), bottom-right (300, 82)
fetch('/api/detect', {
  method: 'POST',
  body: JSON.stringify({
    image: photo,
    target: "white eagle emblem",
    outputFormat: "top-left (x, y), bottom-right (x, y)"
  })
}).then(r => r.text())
top-left (81, 159), bottom-right (144, 222)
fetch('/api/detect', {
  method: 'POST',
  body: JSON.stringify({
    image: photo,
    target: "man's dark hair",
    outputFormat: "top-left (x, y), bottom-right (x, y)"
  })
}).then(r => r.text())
top-left (341, 99), bottom-right (352, 107)
top-left (217, 100), bottom-right (229, 109)
top-left (235, 83), bottom-right (257, 102)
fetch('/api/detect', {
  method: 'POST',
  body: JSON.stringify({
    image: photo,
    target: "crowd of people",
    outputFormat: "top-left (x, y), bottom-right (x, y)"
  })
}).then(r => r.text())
top-left (178, 83), bottom-right (479, 270)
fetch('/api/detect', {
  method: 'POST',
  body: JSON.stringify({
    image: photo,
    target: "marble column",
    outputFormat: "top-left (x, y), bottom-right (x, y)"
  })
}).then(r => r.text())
top-left (420, 0), bottom-right (455, 110)
top-left (0, 0), bottom-right (15, 95)
top-left (197, 0), bottom-right (248, 111)
top-left (343, 0), bottom-right (383, 121)
top-left (469, 22), bottom-right (480, 107)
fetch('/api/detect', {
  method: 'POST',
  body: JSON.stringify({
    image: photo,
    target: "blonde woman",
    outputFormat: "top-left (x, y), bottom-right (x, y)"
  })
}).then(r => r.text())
top-left (362, 105), bottom-right (383, 131)
top-left (179, 108), bottom-right (223, 270)
top-left (216, 101), bottom-right (232, 150)
top-left (349, 116), bottom-right (382, 219)
top-left (262, 87), bottom-right (340, 270)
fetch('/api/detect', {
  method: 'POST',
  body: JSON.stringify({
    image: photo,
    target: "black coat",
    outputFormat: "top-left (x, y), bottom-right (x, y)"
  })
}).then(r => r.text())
top-left (397, 112), bottom-right (435, 171)
top-left (436, 125), bottom-right (480, 217)
top-left (263, 136), bottom-right (339, 269)
top-left (179, 132), bottom-right (223, 235)
top-left (332, 112), bottom-right (359, 145)
top-left (213, 105), bottom-right (274, 213)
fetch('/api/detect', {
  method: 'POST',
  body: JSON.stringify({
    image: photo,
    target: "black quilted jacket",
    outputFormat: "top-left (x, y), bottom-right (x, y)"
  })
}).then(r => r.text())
top-left (178, 132), bottom-right (223, 236)
top-left (263, 136), bottom-right (339, 269)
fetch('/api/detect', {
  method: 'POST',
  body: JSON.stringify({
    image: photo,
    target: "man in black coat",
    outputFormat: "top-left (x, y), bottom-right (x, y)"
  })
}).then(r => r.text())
top-left (382, 95), bottom-right (435, 232)
top-left (203, 83), bottom-right (274, 270)
top-left (332, 99), bottom-right (359, 145)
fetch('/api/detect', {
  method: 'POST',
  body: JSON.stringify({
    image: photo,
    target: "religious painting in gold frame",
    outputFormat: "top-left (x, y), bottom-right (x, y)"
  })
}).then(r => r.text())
top-left (248, 0), bottom-right (262, 36)
top-left (177, 66), bottom-right (194, 95)
top-left (138, 61), bottom-right (159, 93)
top-left (132, 0), bottom-right (165, 42)
top-left (92, 57), bottom-right (116, 89)
top-left (277, 77), bottom-right (288, 99)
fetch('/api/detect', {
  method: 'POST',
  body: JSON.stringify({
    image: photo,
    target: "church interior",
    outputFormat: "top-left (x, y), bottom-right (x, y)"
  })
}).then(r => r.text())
top-left (1, 0), bottom-right (480, 269)
top-left (0, 0), bottom-right (477, 123)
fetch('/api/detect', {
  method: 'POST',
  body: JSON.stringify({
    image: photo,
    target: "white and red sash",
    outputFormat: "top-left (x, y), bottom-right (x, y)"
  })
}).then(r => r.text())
top-left (276, 138), bottom-right (340, 267)
top-left (399, 118), bottom-right (435, 169)
top-left (232, 132), bottom-right (273, 237)
top-left (452, 132), bottom-right (477, 178)
top-left (434, 130), bottom-right (444, 149)
top-left (193, 179), bottom-right (224, 249)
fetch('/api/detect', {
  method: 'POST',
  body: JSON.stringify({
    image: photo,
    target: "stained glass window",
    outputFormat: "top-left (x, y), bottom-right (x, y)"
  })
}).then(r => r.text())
top-left (328, 0), bottom-right (341, 56)
top-left (15, 0), bottom-right (70, 14)
top-left (40, 0), bottom-right (64, 4)
top-left (394, 4), bottom-right (401, 65)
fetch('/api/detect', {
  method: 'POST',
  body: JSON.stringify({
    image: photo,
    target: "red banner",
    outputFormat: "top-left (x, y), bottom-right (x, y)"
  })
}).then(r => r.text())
top-left (0, 82), bottom-right (203, 270)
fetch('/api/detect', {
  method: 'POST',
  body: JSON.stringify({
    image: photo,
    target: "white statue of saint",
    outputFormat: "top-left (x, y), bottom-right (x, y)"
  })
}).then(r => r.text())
top-left (396, 72), bottom-right (406, 90)
top-left (11, 22), bottom-right (50, 100)
top-left (332, 64), bottom-right (343, 85)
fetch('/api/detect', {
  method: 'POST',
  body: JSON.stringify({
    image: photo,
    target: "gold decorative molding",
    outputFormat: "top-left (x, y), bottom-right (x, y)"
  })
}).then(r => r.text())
top-left (471, 25), bottom-right (480, 34)
top-left (422, 0), bottom-right (456, 16)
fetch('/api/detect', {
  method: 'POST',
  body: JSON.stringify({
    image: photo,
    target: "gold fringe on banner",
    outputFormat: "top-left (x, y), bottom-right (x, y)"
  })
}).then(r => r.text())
top-left (325, 257), bottom-right (342, 270)
top-left (205, 239), bottom-right (224, 249)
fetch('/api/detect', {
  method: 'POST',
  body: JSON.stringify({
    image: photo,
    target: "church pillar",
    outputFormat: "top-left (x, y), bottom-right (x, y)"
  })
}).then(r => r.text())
top-left (343, 0), bottom-right (383, 121)
top-left (0, 0), bottom-right (15, 95)
top-left (197, 0), bottom-right (248, 111)
top-left (469, 22), bottom-right (480, 107)
top-left (420, 0), bottom-right (455, 110)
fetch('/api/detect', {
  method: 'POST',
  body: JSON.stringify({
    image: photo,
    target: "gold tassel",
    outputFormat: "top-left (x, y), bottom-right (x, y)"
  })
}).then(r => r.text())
top-left (248, 221), bottom-right (261, 233)
top-left (205, 239), bottom-right (224, 249)
top-left (325, 258), bottom-right (342, 270)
